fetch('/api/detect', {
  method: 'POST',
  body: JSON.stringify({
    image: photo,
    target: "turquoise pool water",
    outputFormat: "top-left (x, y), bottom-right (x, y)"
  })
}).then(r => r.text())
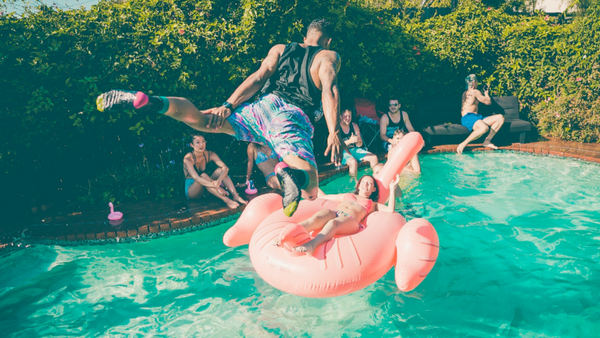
top-left (1, 152), bottom-right (599, 337)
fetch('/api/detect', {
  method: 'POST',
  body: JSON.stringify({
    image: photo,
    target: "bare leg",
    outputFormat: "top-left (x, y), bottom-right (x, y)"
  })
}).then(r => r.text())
top-left (164, 97), bottom-right (236, 135)
top-left (96, 91), bottom-right (238, 136)
top-left (363, 153), bottom-right (380, 170)
top-left (213, 191), bottom-right (239, 209)
top-left (482, 115), bottom-right (505, 149)
top-left (409, 154), bottom-right (421, 173)
top-left (346, 157), bottom-right (358, 180)
top-left (298, 209), bottom-right (337, 232)
top-left (457, 121), bottom-right (489, 154)
top-left (372, 163), bottom-right (384, 175)
top-left (205, 185), bottom-right (239, 209)
top-left (294, 217), bottom-right (360, 256)
top-left (273, 209), bottom-right (336, 246)
top-left (189, 178), bottom-right (238, 208)
top-left (266, 176), bottom-right (281, 190)
top-left (186, 182), bottom-right (206, 199)
top-left (212, 169), bottom-right (247, 205)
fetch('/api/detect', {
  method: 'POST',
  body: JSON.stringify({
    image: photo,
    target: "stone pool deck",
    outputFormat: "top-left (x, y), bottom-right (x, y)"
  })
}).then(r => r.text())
top-left (1, 140), bottom-right (599, 252)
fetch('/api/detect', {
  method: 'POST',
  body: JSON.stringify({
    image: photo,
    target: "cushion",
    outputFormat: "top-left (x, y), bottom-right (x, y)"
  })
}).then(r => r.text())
top-left (422, 124), bottom-right (470, 136)
top-left (507, 119), bottom-right (532, 133)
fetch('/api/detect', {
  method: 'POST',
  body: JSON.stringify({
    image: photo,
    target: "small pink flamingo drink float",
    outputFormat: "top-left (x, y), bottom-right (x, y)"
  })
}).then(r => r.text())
top-left (224, 132), bottom-right (440, 298)
top-left (245, 180), bottom-right (258, 195)
top-left (107, 202), bottom-right (123, 221)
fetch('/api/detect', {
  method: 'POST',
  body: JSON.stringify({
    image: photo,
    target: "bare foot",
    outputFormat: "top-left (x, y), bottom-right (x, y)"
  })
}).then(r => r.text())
top-left (293, 243), bottom-right (315, 256)
top-left (483, 141), bottom-right (498, 150)
top-left (233, 195), bottom-right (248, 205)
top-left (224, 199), bottom-right (239, 209)
top-left (456, 142), bottom-right (467, 154)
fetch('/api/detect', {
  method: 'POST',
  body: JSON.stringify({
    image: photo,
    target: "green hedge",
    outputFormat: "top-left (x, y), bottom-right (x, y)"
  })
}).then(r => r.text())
top-left (1, 0), bottom-right (598, 208)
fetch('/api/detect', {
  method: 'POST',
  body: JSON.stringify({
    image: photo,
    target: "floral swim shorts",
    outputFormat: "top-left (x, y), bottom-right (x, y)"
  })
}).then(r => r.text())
top-left (227, 94), bottom-right (316, 168)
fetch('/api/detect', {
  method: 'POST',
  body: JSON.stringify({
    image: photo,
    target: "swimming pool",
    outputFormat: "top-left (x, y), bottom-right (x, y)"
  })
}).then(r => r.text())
top-left (1, 152), bottom-right (599, 336)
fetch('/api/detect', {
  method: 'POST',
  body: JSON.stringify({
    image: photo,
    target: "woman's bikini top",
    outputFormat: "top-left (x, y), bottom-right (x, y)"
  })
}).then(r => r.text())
top-left (255, 146), bottom-right (278, 165)
top-left (184, 151), bottom-right (218, 177)
top-left (344, 193), bottom-right (373, 212)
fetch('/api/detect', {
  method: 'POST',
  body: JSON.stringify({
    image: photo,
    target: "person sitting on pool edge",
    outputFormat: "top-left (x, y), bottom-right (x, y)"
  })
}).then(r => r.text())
top-left (246, 143), bottom-right (281, 191)
top-left (379, 98), bottom-right (416, 151)
top-left (457, 74), bottom-right (505, 154)
top-left (340, 106), bottom-right (383, 179)
top-left (275, 174), bottom-right (401, 256)
top-left (183, 133), bottom-right (247, 209)
top-left (388, 129), bottom-right (421, 174)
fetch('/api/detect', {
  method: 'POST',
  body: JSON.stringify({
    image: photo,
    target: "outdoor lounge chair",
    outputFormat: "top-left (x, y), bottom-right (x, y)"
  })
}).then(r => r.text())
top-left (354, 98), bottom-right (382, 152)
top-left (417, 95), bottom-right (532, 146)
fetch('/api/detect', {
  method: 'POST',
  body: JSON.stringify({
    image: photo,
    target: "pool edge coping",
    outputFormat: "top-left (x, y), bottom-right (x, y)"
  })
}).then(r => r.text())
top-left (2, 141), bottom-right (600, 252)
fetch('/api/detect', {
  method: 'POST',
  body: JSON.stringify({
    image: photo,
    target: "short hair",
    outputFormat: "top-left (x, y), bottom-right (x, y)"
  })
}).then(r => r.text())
top-left (307, 19), bottom-right (334, 38)
top-left (393, 128), bottom-right (405, 138)
top-left (354, 175), bottom-right (380, 202)
top-left (341, 105), bottom-right (356, 118)
top-left (465, 74), bottom-right (477, 89)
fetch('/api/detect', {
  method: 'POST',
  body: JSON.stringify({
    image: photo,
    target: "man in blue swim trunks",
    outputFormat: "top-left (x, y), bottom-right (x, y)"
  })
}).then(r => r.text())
top-left (457, 74), bottom-right (505, 154)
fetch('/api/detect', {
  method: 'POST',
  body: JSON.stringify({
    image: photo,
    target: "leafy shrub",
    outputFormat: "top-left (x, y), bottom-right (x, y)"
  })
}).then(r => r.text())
top-left (1, 0), bottom-right (598, 209)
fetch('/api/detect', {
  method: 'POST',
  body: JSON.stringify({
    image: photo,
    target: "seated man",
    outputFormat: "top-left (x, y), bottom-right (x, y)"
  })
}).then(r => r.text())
top-left (389, 129), bottom-right (421, 174)
top-left (457, 74), bottom-right (505, 154)
top-left (340, 107), bottom-right (383, 178)
top-left (275, 174), bottom-right (401, 256)
top-left (379, 98), bottom-right (416, 151)
top-left (184, 133), bottom-right (247, 209)
top-left (246, 143), bottom-right (281, 191)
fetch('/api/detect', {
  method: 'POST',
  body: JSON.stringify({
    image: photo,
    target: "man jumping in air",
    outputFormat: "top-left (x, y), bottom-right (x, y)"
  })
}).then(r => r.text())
top-left (95, 19), bottom-right (346, 217)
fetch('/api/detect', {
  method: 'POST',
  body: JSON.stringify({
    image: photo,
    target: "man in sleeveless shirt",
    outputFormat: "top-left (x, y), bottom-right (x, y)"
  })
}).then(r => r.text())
top-left (457, 74), bottom-right (505, 154)
top-left (95, 19), bottom-right (345, 217)
top-left (379, 98), bottom-right (416, 151)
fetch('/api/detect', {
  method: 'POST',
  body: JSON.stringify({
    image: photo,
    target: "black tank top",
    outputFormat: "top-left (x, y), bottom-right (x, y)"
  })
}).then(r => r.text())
top-left (385, 112), bottom-right (406, 137)
top-left (260, 42), bottom-right (324, 120)
top-left (341, 123), bottom-right (358, 149)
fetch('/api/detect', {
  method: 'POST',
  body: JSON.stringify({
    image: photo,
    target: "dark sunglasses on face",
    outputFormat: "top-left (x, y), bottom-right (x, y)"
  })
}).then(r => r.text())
top-left (389, 103), bottom-right (398, 107)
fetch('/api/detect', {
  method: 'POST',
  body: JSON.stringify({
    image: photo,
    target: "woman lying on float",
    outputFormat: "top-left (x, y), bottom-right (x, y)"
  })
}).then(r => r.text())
top-left (274, 174), bottom-right (400, 256)
top-left (223, 133), bottom-right (439, 298)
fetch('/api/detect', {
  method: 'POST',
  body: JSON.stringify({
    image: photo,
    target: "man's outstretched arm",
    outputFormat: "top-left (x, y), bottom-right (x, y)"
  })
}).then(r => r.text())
top-left (474, 89), bottom-right (492, 105)
top-left (320, 51), bottom-right (345, 166)
top-left (206, 44), bottom-right (284, 129)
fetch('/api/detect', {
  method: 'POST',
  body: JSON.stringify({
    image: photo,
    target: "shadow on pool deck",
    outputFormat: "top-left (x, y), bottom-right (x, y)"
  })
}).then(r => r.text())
top-left (1, 140), bottom-right (599, 251)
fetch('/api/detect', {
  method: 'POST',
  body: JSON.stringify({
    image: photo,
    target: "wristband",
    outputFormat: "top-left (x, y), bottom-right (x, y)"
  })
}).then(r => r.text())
top-left (222, 101), bottom-right (233, 110)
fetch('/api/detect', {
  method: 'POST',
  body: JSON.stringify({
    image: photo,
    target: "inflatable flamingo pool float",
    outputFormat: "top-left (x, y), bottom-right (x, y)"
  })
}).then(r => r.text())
top-left (107, 202), bottom-right (123, 221)
top-left (245, 180), bottom-right (258, 195)
top-left (223, 133), bottom-right (440, 298)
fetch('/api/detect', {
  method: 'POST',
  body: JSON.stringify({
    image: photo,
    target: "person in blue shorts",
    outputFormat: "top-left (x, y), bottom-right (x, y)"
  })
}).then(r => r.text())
top-left (246, 143), bottom-right (281, 191)
top-left (340, 107), bottom-right (382, 179)
top-left (457, 74), bottom-right (505, 154)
